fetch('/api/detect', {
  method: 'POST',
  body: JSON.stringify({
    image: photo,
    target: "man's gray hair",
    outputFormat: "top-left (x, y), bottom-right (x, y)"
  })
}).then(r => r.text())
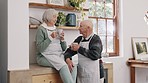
top-left (42, 9), bottom-right (58, 22)
top-left (81, 20), bottom-right (93, 29)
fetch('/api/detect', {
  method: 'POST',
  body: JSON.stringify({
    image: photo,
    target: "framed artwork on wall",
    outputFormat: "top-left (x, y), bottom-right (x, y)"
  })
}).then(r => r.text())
top-left (46, 0), bottom-right (64, 6)
top-left (132, 37), bottom-right (148, 60)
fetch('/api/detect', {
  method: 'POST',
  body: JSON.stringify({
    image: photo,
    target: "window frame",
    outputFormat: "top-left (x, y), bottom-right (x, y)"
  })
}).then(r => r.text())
top-left (88, 0), bottom-right (119, 56)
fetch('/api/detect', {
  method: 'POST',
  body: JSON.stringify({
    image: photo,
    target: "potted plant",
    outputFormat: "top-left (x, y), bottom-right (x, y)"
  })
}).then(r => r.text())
top-left (68, 0), bottom-right (86, 10)
top-left (55, 12), bottom-right (66, 26)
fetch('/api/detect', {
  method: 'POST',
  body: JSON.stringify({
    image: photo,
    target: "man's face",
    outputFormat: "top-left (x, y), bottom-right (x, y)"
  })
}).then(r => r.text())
top-left (79, 23), bottom-right (87, 37)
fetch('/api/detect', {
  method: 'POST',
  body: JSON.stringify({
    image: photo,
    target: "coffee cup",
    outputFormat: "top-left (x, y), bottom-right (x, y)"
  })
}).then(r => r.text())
top-left (71, 42), bottom-right (78, 47)
top-left (57, 29), bottom-right (63, 37)
top-left (56, 29), bottom-right (63, 39)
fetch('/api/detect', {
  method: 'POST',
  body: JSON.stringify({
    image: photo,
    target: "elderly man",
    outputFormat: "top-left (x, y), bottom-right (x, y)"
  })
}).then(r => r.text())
top-left (64, 20), bottom-right (104, 83)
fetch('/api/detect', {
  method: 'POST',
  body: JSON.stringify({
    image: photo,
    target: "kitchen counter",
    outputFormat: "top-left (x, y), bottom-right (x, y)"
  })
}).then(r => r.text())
top-left (9, 62), bottom-right (113, 83)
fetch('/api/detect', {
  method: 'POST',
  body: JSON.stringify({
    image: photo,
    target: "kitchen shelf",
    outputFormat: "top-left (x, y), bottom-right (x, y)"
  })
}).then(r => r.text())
top-left (29, 2), bottom-right (89, 11)
top-left (29, 24), bottom-right (39, 29)
top-left (29, 24), bottom-right (79, 30)
top-left (58, 26), bottom-right (79, 30)
top-left (29, 2), bottom-right (83, 30)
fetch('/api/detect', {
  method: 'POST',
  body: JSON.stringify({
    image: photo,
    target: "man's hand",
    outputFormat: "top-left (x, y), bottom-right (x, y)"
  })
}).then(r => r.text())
top-left (66, 58), bottom-right (74, 72)
top-left (71, 43), bottom-right (80, 51)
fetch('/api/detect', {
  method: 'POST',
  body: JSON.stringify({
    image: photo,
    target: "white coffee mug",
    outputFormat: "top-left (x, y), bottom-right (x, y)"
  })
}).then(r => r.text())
top-left (57, 28), bottom-right (63, 38)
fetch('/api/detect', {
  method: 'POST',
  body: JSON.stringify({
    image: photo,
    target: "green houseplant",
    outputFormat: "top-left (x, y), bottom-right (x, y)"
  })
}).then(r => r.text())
top-left (55, 12), bottom-right (66, 26)
top-left (68, 0), bottom-right (86, 20)
top-left (68, 0), bottom-right (86, 10)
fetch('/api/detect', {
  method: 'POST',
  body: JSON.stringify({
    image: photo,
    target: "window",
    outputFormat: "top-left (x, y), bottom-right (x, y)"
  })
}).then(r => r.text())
top-left (88, 0), bottom-right (119, 56)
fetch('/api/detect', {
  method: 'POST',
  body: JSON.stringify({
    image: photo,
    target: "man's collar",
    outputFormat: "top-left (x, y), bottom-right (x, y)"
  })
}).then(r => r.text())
top-left (84, 33), bottom-right (94, 40)
top-left (82, 33), bottom-right (94, 41)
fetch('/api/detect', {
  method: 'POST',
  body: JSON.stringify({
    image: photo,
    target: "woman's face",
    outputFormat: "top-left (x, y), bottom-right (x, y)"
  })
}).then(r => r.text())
top-left (50, 15), bottom-right (58, 25)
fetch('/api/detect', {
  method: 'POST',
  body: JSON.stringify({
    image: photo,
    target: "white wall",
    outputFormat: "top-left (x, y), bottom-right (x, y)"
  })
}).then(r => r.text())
top-left (122, 0), bottom-right (148, 83)
top-left (102, 0), bottom-right (148, 83)
top-left (29, 0), bottom-right (148, 83)
top-left (8, 0), bottom-right (29, 70)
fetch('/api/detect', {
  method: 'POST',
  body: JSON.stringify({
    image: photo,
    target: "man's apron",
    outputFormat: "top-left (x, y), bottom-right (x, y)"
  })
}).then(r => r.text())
top-left (41, 29), bottom-right (66, 70)
top-left (77, 36), bottom-right (100, 83)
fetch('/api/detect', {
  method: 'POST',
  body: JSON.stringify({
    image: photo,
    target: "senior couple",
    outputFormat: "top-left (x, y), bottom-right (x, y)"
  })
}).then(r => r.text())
top-left (35, 9), bottom-right (104, 83)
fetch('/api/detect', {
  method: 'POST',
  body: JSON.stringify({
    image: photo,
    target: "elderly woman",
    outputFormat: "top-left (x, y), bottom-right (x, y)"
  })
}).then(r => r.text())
top-left (35, 9), bottom-right (76, 83)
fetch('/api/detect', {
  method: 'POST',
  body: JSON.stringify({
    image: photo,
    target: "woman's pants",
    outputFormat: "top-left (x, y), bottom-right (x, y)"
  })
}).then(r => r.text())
top-left (37, 56), bottom-right (77, 83)
top-left (59, 65), bottom-right (77, 83)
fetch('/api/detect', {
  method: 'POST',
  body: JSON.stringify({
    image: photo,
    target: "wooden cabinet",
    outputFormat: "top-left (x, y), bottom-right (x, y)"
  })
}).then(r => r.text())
top-left (103, 62), bottom-right (113, 83)
top-left (8, 64), bottom-right (62, 83)
top-left (127, 58), bottom-right (148, 83)
top-left (9, 63), bottom-right (113, 83)
top-left (32, 74), bottom-right (62, 83)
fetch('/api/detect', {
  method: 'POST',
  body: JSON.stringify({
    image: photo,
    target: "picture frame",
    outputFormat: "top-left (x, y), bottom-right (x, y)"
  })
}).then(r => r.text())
top-left (132, 37), bottom-right (148, 60)
top-left (46, 0), bottom-right (64, 6)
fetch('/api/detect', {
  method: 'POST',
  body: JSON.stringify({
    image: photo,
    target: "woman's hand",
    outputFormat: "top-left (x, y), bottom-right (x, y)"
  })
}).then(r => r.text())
top-left (59, 32), bottom-right (64, 40)
top-left (66, 58), bottom-right (74, 72)
top-left (50, 32), bottom-right (57, 38)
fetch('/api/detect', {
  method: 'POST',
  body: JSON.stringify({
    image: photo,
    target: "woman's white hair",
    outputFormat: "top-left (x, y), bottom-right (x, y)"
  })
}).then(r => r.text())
top-left (42, 9), bottom-right (58, 22)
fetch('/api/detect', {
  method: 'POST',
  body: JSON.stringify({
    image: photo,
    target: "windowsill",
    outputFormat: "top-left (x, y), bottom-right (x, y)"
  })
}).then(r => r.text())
top-left (102, 55), bottom-right (123, 59)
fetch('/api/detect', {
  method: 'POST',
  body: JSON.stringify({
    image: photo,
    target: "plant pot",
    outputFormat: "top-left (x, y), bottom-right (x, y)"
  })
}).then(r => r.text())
top-left (69, 2), bottom-right (80, 8)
